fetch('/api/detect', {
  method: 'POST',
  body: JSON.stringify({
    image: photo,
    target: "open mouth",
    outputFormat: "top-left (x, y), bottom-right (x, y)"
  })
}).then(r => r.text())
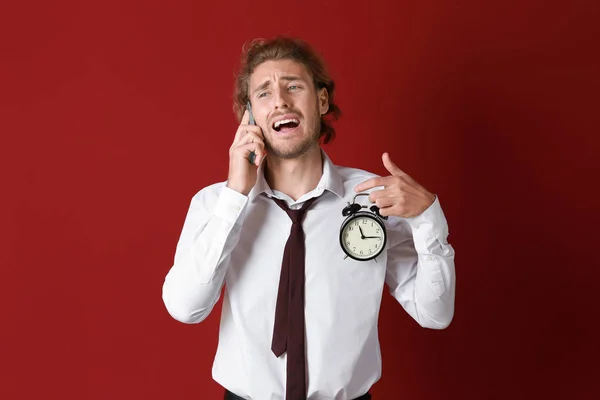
top-left (272, 118), bottom-right (300, 132)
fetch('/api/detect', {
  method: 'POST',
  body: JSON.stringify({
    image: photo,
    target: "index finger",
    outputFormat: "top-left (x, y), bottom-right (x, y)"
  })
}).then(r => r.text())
top-left (234, 110), bottom-right (250, 142)
top-left (354, 176), bottom-right (391, 193)
top-left (240, 109), bottom-right (250, 125)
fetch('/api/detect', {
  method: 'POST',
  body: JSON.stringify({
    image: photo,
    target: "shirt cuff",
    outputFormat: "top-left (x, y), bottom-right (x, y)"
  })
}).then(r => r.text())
top-left (213, 186), bottom-right (248, 224)
top-left (406, 196), bottom-right (450, 253)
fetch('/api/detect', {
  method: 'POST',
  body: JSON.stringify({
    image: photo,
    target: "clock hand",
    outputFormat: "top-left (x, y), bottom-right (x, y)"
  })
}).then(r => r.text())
top-left (358, 226), bottom-right (366, 239)
top-left (363, 236), bottom-right (381, 239)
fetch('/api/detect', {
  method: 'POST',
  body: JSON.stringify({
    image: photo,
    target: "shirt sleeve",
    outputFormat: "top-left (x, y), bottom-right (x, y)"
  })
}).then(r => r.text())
top-left (384, 196), bottom-right (456, 329)
top-left (162, 185), bottom-right (248, 324)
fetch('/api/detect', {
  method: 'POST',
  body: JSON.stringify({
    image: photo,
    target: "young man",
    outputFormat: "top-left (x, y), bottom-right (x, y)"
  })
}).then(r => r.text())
top-left (162, 36), bottom-right (456, 400)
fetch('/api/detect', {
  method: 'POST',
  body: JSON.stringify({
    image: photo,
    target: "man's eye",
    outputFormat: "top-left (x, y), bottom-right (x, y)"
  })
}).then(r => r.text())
top-left (288, 85), bottom-right (300, 91)
top-left (257, 92), bottom-right (268, 98)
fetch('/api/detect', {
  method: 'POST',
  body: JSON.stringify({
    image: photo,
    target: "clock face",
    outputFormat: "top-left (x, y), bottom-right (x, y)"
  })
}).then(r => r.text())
top-left (340, 214), bottom-right (386, 261)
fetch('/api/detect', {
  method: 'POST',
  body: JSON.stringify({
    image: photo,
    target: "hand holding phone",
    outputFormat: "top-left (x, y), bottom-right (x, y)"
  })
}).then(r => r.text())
top-left (225, 102), bottom-right (266, 196)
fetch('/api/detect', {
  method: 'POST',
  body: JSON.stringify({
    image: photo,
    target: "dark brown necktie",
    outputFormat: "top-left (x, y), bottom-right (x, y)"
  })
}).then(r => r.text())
top-left (271, 196), bottom-right (318, 400)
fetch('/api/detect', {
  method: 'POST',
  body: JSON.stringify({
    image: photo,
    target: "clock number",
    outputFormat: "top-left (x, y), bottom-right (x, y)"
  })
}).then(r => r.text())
top-left (349, 226), bottom-right (353, 231)
top-left (360, 250), bottom-right (363, 255)
top-left (375, 244), bottom-right (378, 248)
top-left (376, 228), bottom-right (380, 233)
top-left (362, 220), bottom-right (367, 224)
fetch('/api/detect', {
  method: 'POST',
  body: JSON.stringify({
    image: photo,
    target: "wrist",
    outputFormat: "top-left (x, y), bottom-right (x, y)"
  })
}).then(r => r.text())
top-left (226, 181), bottom-right (250, 196)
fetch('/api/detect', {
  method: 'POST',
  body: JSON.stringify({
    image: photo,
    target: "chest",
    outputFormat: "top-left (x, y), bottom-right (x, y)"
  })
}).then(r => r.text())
top-left (227, 201), bottom-right (389, 300)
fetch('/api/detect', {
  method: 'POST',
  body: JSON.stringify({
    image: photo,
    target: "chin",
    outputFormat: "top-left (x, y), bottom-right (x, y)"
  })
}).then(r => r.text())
top-left (268, 140), bottom-right (318, 160)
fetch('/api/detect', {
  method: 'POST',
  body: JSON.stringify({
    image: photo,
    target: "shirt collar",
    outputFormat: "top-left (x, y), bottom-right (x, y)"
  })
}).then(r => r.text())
top-left (248, 149), bottom-right (345, 202)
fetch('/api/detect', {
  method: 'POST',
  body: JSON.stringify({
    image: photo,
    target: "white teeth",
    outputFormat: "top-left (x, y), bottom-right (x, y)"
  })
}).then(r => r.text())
top-left (274, 118), bottom-right (299, 129)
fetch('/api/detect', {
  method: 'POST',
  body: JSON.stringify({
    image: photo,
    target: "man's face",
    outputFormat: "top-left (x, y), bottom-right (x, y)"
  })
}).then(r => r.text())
top-left (248, 59), bottom-right (329, 159)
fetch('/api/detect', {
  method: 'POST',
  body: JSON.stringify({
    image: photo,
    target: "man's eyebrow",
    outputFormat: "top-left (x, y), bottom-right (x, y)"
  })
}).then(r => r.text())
top-left (280, 75), bottom-right (304, 82)
top-left (252, 76), bottom-right (306, 96)
top-left (253, 80), bottom-right (271, 96)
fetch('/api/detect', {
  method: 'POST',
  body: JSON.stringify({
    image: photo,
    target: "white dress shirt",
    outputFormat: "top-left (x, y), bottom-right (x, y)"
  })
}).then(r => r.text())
top-left (162, 150), bottom-right (456, 400)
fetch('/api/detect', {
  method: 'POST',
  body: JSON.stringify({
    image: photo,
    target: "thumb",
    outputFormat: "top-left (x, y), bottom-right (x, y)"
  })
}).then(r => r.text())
top-left (382, 152), bottom-right (407, 177)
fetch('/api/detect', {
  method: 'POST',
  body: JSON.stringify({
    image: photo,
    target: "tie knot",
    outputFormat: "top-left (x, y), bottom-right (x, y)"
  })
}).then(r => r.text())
top-left (287, 209), bottom-right (304, 224)
top-left (272, 196), bottom-right (317, 224)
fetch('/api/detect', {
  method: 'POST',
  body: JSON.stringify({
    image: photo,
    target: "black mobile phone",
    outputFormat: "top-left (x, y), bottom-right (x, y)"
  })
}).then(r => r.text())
top-left (246, 102), bottom-right (256, 164)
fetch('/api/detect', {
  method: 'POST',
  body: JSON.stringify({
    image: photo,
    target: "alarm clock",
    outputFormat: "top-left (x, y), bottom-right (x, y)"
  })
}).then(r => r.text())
top-left (339, 193), bottom-right (388, 261)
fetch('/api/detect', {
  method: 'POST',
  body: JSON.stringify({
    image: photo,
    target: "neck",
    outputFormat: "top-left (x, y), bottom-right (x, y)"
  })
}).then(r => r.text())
top-left (264, 145), bottom-right (323, 201)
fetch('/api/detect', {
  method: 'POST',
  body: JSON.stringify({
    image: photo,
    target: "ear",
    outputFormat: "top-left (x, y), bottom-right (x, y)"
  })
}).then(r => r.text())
top-left (318, 87), bottom-right (329, 115)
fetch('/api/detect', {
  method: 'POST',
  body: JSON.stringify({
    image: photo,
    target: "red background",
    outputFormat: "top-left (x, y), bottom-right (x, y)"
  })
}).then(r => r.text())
top-left (1, 0), bottom-right (599, 399)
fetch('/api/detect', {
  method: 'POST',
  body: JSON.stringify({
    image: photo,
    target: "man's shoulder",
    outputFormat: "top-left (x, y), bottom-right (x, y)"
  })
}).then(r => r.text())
top-left (333, 162), bottom-right (381, 185)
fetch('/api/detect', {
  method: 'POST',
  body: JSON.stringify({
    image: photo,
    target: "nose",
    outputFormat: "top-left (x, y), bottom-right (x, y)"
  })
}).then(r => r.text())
top-left (272, 87), bottom-right (291, 110)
